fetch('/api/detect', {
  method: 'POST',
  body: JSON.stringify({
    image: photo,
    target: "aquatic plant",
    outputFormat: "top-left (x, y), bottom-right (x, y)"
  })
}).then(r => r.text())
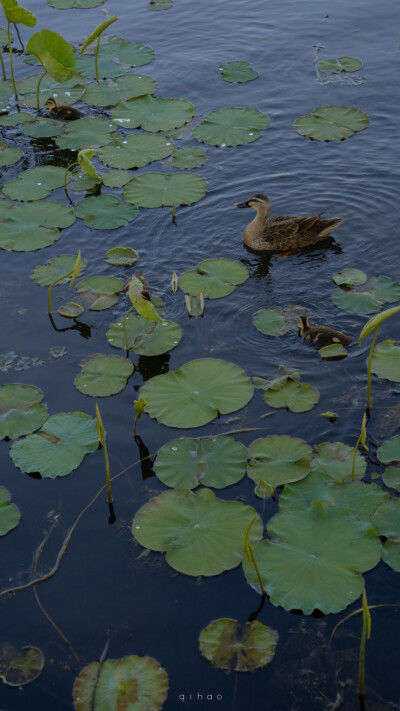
top-left (0, 0), bottom-right (37, 99)
top-left (199, 617), bottom-right (278, 671)
top-left (79, 15), bottom-right (118, 84)
top-left (26, 29), bottom-right (76, 108)
top-left (358, 305), bottom-right (400, 411)
top-left (47, 250), bottom-right (81, 314)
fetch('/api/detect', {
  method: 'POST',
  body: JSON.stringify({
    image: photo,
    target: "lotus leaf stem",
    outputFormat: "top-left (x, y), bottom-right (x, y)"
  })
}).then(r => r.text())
top-left (36, 70), bottom-right (47, 110)
top-left (0, 50), bottom-right (6, 80)
top-left (96, 403), bottom-right (112, 505)
top-left (95, 35), bottom-right (100, 83)
top-left (63, 161), bottom-right (78, 204)
top-left (7, 21), bottom-right (18, 101)
top-left (244, 517), bottom-right (266, 596)
top-left (358, 588), bottom-right (371, 698)
top-left (47, 265), bottom-right (75, 314)
top-left (366, 326), bottom-right (379, 413)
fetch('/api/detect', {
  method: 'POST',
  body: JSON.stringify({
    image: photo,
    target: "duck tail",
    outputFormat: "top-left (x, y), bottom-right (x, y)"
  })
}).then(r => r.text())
top-left (317, 217), bottom-right (343, 238)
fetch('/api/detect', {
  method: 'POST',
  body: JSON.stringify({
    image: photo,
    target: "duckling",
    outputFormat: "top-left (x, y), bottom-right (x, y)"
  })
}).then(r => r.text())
top-left (298, 316), bottom-right (353, 347)
top-left (45, 98), bottom-right (82, 121)
top-left (235, 194), bottom-right (342, 251)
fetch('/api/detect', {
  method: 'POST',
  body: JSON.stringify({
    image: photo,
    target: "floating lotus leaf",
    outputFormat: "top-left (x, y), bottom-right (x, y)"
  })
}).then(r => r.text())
top-left (295, 105), bottom-right (369, 141)
top-left (21, 117), bottom-right (65, 137)
top-left (31, 254), bottom-right (87, 286)
top-left (371, 341), bottom-right (400, 382)
top-left (382, 540), bottom-right (400, 572)
top-left (105, 247), bottom-right (139, 265)
top-left (311, 441), bottom-right (366, 480)
top-left (0, 644), bottom-right (44, 687)
top-left (217, 60), bottom-right (259, 83)
top-left (0, 110), bottom-right (31, 126)
top-left (253, 308), bottom-right (288, 337)
top-left (99, 133), bottom-right (173, 169)
top-left (0, 486), bottom-right (20, 536)
top-left (332, 288), bottom-right (381, 314)
top-left (319, 343), bottom-right (348, 359)
top-left (112, 95), bottom-right (195, 132)
top-left (148, 0), bottom-right (172, 9)
top-left (247, 436), bottom-right (312, 494)
top-left (106, 314), bottom-right (181, 356)
top-left (179, 259), bottom-right (249, 299)
top-left (332, 268), bottom-right (367, 287)
top-left (102, 170), bottom-right (131, 188)
top-left (74, 195), bottom-right (138, 230)
top-left (77, 54), bottom-right (124, 79)
top-left (193, 107), bottom-right (269, 147)
top-left (140, 358), bottom-right (254, 428)
top-left (0, 383), bottom-right (48, 440)
top-left (58, 302), bottom-right (84, 318)
top-left (75, 276), bottom-right (124, 310)
top-left (124, 172), bottom-right (208, 208)
top-left (82, 74), bottom-right (157, 107)
top-left (74, 355), bottom-right (134, 397)
top-left (132, 488), bottom-right (262, 576)
top-left (0, 140), bottom-right (23, 167)
top-left (377, 435), bottom-right (400, 464)
top-left (382, 466), bottom-right (400, 491)
top-left (318, 57), bottom-right (363, 73)
top-left (73, 655), bottom-right (168, 711)
top-left (0, 201), bottom-right (75, 251)
top-left (199, 618), bottom-right (277, 672)
top-left (372, 500), bottom-right (400, 538)
top-left (56, 118), bottom-right (117, 150)
top-left (243, 501), bottom-right (381, 613)
top-left (262, 375), bottom-right (319, 413)
top-left (9, 411), bottom-right (99, 478)
top-left (155, 436), bottom-right (247, 489)
top-left (100, 36), bottom-right (155, 67)
top-left (49, 0), bottom-right (104, 7)
top-left (16, 73), bottom-right (85, 108)
top-left (172, 146), bottom-right (207, 169)
top-left (0, 78), bottom-right (13, 99)
top-left (368, 275), bottom-right (400, 303)
top-left (3, 166), bottom-right (67, 201)
top-left (68, 172), bottom-right (99, 192)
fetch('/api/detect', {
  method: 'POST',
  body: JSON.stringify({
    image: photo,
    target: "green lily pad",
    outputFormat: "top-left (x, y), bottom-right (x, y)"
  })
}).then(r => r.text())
top-left (9, 411), bottom-right (98, 478)
top-left (262, 372), bottom-right (319, 413)
top-left (382, 466), bottom-right (400, 491)
top-left (199, 618), bottom-right (277, 672)
top-left (98, 133), bottom-right (173, 170)
top-left (179, 259), bottom-right (249, 299)
top-left (319, 343), bottom-right (348, 359)
top-left (0, 110), bottom-right (31, 126)
top-left (99, 36), bottom-right (155, 67)
top-left (0, 487), bottom-right (20, 536)
top-left (140, 358), bottom-right (254, 428)
top-left (155, 436), bottom-right (247, 489)
top-left (3, 166), bottom-right (68, 201)
top-left (332, 268), bottom-right (367, 287)
top-left (102, 170), bottom-right (131, 188)
top-left (148, 0), bottom-right (172, 9)
top-left (217, 60), bottom-right (259, 83)
top-left (75, 276), bottom-right (124, 310)
top-left (185, 293), bottom-right (204, 317)
top-left (377, 435), bottom-right (400, 464)
top-left (172, 146), bottom-right (207, 169)
top-left (381, 540), bottom-right (400, 572)
top-left (132, 488), bottom-right (262, 576)
top-left (105, 247), bottom-right (139, 266)
top-left (368, 275), bottom-right (400, 303)
top-left (56, 118), bottom-right (117, 150)
top-left (49, 0), bottom-right (105, 7)
top-left (0, 140), bottom-right (23, 167)
top-left (74, 355), bottom-right (134, 397)
top-left (253, 308), bottom-right (289, 337)
top-left (332, 289), bottom-right (381, 314)
top-left (106, 314), bottom-right (181, 356)
top-left (26, 29), bottom-right (76, 84)
top-left (193, 107), bottom-right (269, 147)
top-left (82, 74), bottom-right (157, 107)
top-left (0, 201), bottom-right (75, 251)
top-left (72, 655), bottom-right (168, 711)
top-left (372, 499), bottom-right (400, 539)
top-left (295, 105), bottom-right (369, 141)
top-left (74, 195), bottom-right (138, 230)
top-left (112, 95), bottom-right (195, 132)
top-left (247, 436), bottom-right (312, 494)
top-left (16, 73), bottom-right (85, 109)
top-left (124, 172), bottom-right (208, 208)
top-left (311, 441), bottom-right (366, 480)
top-left (0, 644), bottom-right (44, 687)
top-left (318, 57), bottom-right (363, 73)
top-left (31, 254), bottom-right (87, 286)
top-left (0, 383), bottom-right (48, 440)
top-left (21, 117), bottom-right (65, 138)
top-left (58, 302), bottom-right (84, 318)
top-left (0, 78), bottom-right (13, 99)
top-left (243, 501), bottom-right (381, 613)
top-left (77, 54), bottom-right (124, 80)
top-left (371, 341), bottom-right (400, 382)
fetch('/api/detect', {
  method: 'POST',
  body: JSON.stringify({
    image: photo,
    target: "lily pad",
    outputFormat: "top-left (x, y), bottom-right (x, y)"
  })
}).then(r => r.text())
top-left (74, 195), bottom-right (138, 230)
top-left (0, 110), bottom-right (31, 126)
top-left (247, 435), bottom-right (312, 494)
top-left (382, 540), bottom-right (400, 572)
top-left (0, 644), bottom-right (44, 687)
top-left (140, 358), bottom-right (254, 428)
top-left (382, 466), bottom-right (400, 491)
top-left (21, 117), bottom-right (65, 138)
top-left (106, 314), bottom-right (181, 356)
top-left (31, 254), bottom-right (87, 286)
top-left (105, 247), bottom-right (139, 266)
top-left (124, 172), bottom-right (208, 208)
top-left (16, 73), bottom-right (85, 109)
top-left (243, 501), bottom-right (381, 613)
top-left (102, 170), bottom-right (131, 188)
top-left (262, 372), bottom-right (319, 413)
top-left (9, 411), bottom-right (99, 478)
top-left (193, 107), bottom-right (269, 147)
top-left (311, 441), bottom-right (366, 480)
top-left (112, 95), bottom-right (195, 132)
top-left (172, 146), bottom-right (207, 169)
top-left (332, 268), bottom-right (367, 287)
top-left (26, 29), bottom-right (77, 84)
top-left (74, 355), bottom-right (134, 397)
top-left (179, 259), bottom-right (249, 299)
top-left (332, 275), bottom-right (400, 314)
top-left (0, 140), bottom-right (23, 167)
top-left (0, 487), bottom-right (21, 536)
top-left (49, 0), bottom-right (105, 7)
top-left (319, 343), bottom-right (348, 359)
top-left (253, 308), bottom-right (289, 337)
top-left (0, 383), bottom-right (48, 440)
top-left (155, 436), bottom-right (247, 489)
top-left (73, 655), bottom-right (168, 711)
top-left (56, 118), bottom-right (117, 150)
top-left (372, 499), bottom-right (400, 539)
top-left (3, 166), bottom-right (68, 201)
top-left (98, 133), bottom-right (174, 169)
top-left (295, 105), bottom-right (369, 141)
top-left (217, 60), bottom-right (258, 83)
top-left (199, 618), bottom-right (277, 672)
top-left (377, 435), bottom-right (400, 464)
top-left (82, 74), bottom-right (157, 107)
top-left (371, 341), bottom-right (400, 382)
top-left (0, 78), bottom-right (13, 99)
top-left (318, 57), bottom-right (363, 73)
top-left (132, 487), bottom-right (262, 576)
top-left (58, 302), bottom-right (84, 318)
top-left (0, 201), bottom-right (75, 251)
top-left (75, 276), bottom-right (124, 310)
top-left (77, 54), bottom-right (124, 80)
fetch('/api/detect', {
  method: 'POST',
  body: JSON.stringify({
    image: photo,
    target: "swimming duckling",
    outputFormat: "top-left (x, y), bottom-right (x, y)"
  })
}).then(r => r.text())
top-left (235, 194), bottom-right (342, 251)
top-left (298, 316), bottom-right (353, 347)
top-left (45, 98), bottom-right (82, 121)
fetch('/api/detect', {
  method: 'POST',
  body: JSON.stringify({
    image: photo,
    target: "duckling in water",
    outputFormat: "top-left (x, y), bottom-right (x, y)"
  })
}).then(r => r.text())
top-left (298, 316), bottom-right (353, 347)
top-left (45, 98), bottom-right (82, 121)
top-left (235, 194), bottom-right (342, 251)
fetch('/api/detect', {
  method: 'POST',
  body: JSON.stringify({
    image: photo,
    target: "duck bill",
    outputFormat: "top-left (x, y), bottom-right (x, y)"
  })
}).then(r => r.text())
top-left (235, 201), bottom-right (250, 208)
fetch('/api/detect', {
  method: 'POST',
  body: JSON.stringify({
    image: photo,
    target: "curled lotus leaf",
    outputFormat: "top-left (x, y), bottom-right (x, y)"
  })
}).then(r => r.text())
top-left (132, 487), bottom-right (263, 576)
top-left (74, 195), bottom-right (138, 230)
top-left (98, 133), bottom-right (173, 169)
top-left (217, 60), bottom-right (259, 83)
top-left (295, 105), bottom-right (369, 141)
top-left (3, 166), bottom-right (68, 201)
top-left (311, 441), bottom-right (366, 480)
top-left (371, 341), bottom-right (400, 382)
top-left (56, 118), bottom-right (118, 150)
top-left (319, 343), bottom-right (348, 359)
top-left (247, 435), bottom-right (312, 493)
top-left (31, 254), bottom-right (87, 286)
top-left (82, 74), bottom-right (157, 107)
top-left (112, 95), bottom-right (195, 132)
top-left (193, 107), bottom-right (269, 147)
top-left (0, 644), bottom-right (44, 687)
top-left (318, 56), bottom-right (363, 73)
top-left (179, 259), bottom-right (249, 299)
top-left (0, 383), bottom-right (48, 440)
top-left (172, 146), bottom-right (207, 169)
top-left (199, 618), bottom-right (277, 672)
top-left (106, 314), bottom-right (181, 356)
top-left (75, 276), bottom-right (124, 310)
top-left (26, 29), bottom-right (77, 83)
top-left (105, 247), bottom-right (139, 266)
top-left (0, 487), bottom-right (21, 536)
top-left (0, 140), bottom-right (23, 167)
top-left (16, 72), bottom-right (85, 108)
top-left (74, 355), bottom-right (134, 397)
top-left (0, 201), bottom-right (75, 251)
top-left (124, 172), bottom-right (208, 208)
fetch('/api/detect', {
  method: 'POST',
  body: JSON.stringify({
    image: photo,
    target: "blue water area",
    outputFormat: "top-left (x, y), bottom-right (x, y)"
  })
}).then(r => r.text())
top-left (0, 0), bottom-right (399, 709)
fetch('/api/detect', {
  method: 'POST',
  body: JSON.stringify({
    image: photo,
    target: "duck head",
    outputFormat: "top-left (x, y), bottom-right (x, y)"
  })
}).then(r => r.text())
top-left (235, 194), bottom-right (271, 216)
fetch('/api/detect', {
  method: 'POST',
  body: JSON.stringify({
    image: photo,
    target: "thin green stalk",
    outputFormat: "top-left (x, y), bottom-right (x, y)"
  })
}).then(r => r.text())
top-left (96, 404), bottom-right (112, 505)
top-left (359, 588), bottom-right (371, 698)
top-left (63, 160), bottom-right (78, 204)
top-left (0, 49), bottom-right (6, 80)
top-left (7, 21), bottom-right (17, 101)
top-left (123, 304), bottom-right (135, 351)
top-left (366, 326), bottom-right (379, 412)
top-left (36, 70), bottom-right (47, 110)
top-left (47, 251), bottom-right (81, 314)
top-left (352, 412), bottom-right (368, 481)
top-left (244, 517), bottom-right (266, 596)
top-left (95, 35), bottom-right (101, 83)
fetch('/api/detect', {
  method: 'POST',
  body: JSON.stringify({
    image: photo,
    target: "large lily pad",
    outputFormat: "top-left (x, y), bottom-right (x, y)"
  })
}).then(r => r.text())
top-left (98, 133), bottom-right (173, 169)
top-left (78, 37), bottom-right (154, 81)
top-left (112, 95), bottom-right (195, 132)
top-left (371, 341), bottom-right (400, 382)
top-left (56, 118), bottom-right (117, 150)
top-left (311, 441), bottom-right (366, 480)
top-left (0, 487), bottom-right (21, 536)
top-left (0, 140), bottom-right (23, 167)
top-left (21, 117), bottom-right (65, 138)
top-left (318, 57), bottom-right (363, 73)
top-left (0, 383), bottom-right (48, 440)
top-left (107, 314), bottom-right (181, 356)
top-left (75, 276), bottom-right (124, 310)
top-left (0, 201), bottom-right (75, 251)
top-left (253, 308), bottom-right (289, 337)
top-left (82, 74), bottom-right (157, 107)
top-left (372, 499), bottom-right (400, 572)
top-left (0, 110), bottom-right (31, 126)
top-left (247, 436), bottom-right (312, 494)
top-left (243, 501), bottom-right (381, 613)
top-left (102, 170), bottom-right (131, 188)
top-left (332, 275), bottom-right (400, 314)
top-left (140, 358), bottom-right (254, 428)
top-left (261, 371), bottom-right (319, 413)
top-left (199, 618), bottom-right (277, 672)
top-left (217, 60), bottom-right (258, 83)
top-left (16, 73), bottom-right (85, 109)
top-left (31, 254), bottom-right (87, 286)
top-left (295, 105), bottom-right (369, 141)
top-left (155, 436), bottom-right (247, 489)
top-left (132, 488), bottom-right (262, 576)
top-left (382, 466), bottom-right (400, 492)
top-left (377, 435), bottom-right (400, 464)
top-left (2, 166), bottom-right (68, 201)
top-left (172, 146), bottom-right (207, 169)
top-left (193, 107), bottom-right (269, 147)
top-left (74, 355), bottom-right (134, 397)
top-left (0, 644), bottom-right (44, 687)
top-left (9, 411), bottom-right (99, 478)
top-left (74, 195), bottom-right (138, 230)
top-left (179, 259), bottom-right (249, 299)
top-left (123, 172), bottom-right (208, 207)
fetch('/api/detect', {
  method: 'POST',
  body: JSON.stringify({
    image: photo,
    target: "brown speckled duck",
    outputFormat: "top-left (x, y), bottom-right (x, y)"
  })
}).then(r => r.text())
top-left (45, 98), bottom-right (82, 121)
top-left (235, 194), bottom-right (342, 251)
top-left (298, 316), bottom-right (353, 346)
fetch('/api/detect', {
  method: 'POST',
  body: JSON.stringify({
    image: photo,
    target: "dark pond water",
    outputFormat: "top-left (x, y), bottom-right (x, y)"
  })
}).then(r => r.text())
top-left (0, 0), bottom-right (399, 709)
